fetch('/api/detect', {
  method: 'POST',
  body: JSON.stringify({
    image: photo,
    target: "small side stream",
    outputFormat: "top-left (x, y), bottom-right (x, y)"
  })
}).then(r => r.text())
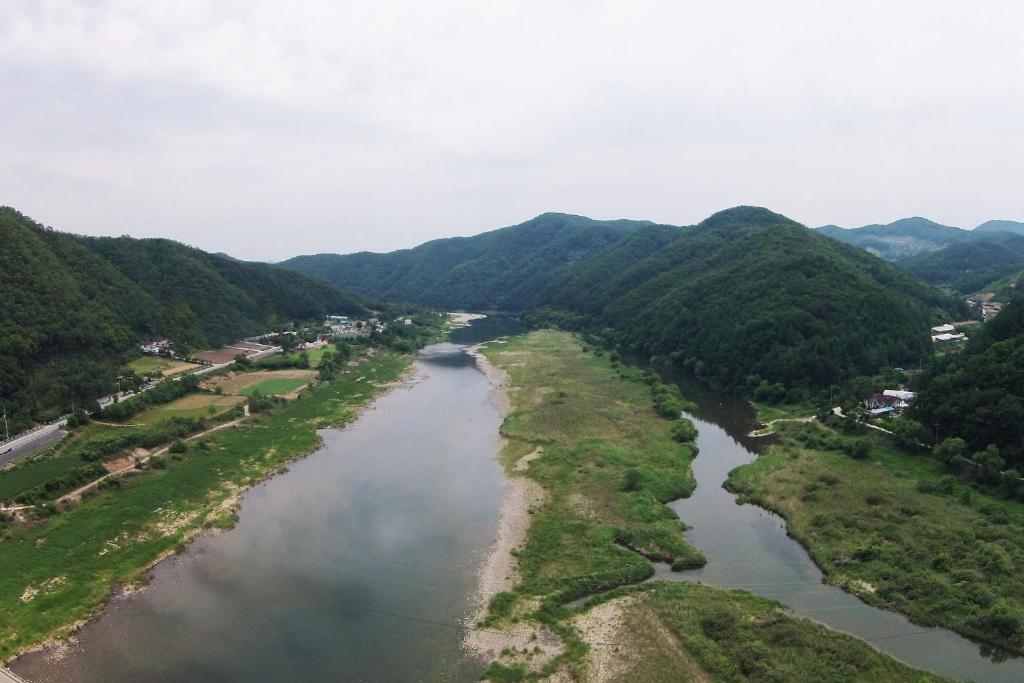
top-left (662, 379), bottom-right (1024, 682)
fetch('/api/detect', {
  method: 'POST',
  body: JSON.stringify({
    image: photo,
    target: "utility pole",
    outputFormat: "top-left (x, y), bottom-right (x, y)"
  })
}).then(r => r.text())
top-left (2, 403), bottom-right (9, 442)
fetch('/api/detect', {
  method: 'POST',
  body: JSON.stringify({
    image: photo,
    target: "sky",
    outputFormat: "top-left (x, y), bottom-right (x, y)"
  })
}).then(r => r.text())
top-left (2, 1), bottom-right (1022, 261)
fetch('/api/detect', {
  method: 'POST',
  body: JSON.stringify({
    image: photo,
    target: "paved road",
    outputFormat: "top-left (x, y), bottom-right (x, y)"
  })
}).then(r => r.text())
top-left (0, 666), bottom-right (29, 683)
top-left (0, 429), bottom-right (66, 469)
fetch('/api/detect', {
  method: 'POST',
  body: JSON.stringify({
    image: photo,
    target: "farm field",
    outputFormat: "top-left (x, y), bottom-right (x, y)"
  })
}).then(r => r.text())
top-left (240, 377), bottom-right (311, 397)
top-left (0, 448), bottom-right (83, 502)
top-left (194, 348), bottom-right (249, 364)
top-left (135, 395), bottom-right (247, 425)
top-left (204, 370), bottom-right (316, 397)
top-left (127, 356), bottom-right (199, 378)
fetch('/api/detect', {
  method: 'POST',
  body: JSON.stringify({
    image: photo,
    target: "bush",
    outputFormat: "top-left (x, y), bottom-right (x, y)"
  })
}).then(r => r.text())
top-left (168, 440), bottom-right (187, 454)
top-left (671, 418), bottom-right (698, 443)
top-left (843, 438), bottom-right (872, 460)
top-left (622, 468), bottom-right (644, 492)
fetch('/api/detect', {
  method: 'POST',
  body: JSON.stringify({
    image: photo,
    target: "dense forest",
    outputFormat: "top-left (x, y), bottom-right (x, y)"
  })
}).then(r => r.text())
top-left (532, 207), bottom-right (966, 395)
top-left (0, 208), bottom-right (367, 432)
top-left (816, 217), bottom-right (965, 260)
top-left (280, 213), bottom-right (650, 310)
top-left (913, 297), bottom-right (1024, 470)
top-left (899, 231), bottom-right (1024, 294)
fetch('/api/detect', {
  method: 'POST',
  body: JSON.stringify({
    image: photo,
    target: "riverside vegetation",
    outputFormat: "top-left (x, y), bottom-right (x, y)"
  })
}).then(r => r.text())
top-left (0, 349), bottom-right (410, 660)
top-left (478, 330), bottom-right (942, 682)
top-left (727, 414), bottom-right (1024, 655)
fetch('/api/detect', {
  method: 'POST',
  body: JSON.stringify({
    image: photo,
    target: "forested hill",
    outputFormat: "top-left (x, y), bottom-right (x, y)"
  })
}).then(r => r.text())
top-left (533, 207), bottom-right (966, 395)
top-left (913, 297), bottom-right (1024, 470)
top-left (816, 217), bottom-right (964, 260)
top-left (279, 213), bottom-right (651, 310)
top-left (899, 231), bottom-right (1024, 294)
top-left (0, 207), bottom-right (367, 430)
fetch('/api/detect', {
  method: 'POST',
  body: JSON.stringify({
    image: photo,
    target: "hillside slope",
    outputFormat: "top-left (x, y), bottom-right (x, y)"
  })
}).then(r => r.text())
top-left (534, 207), bottom-right (965, 393)
top-left (899, 231), bottom-right (1024, 294)
top-left (0, 207), bottom-right (367, 431)
top-left (816, 217), bottom-right (965, 260)
top-left (279, 213), bottom-right (650, 310)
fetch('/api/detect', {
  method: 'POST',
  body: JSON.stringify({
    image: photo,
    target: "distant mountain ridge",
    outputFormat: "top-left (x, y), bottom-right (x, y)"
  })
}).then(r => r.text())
top-left (976, 219), bottom-right (1024, 236)
top-left (284, 206), bottom-right (966, 394)
top-left (280, 213), bottom-right (652, 310)
top-left (817, 216), bottom-right (1024, 261)
top-left (534, 206), bottom-right (965, 392)
top-left (816, 217), bottom-right (965, 260)
top-left (0, 207), bottom-right (368, 431)
top-left (900, 231), bottom-right (1024, 293)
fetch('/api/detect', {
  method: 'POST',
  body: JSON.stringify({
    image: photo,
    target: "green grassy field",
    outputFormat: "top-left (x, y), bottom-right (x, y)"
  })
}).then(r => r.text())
top-left (0, 449), bottom-right (84, 502)
top-left (727, 418), bottom-right (1024, 654)
top-left (0, 351), bottom-right (410, 659)
top-left (480, 331), bottom-right (945, 681)
top-left (564, 582), bottom-right (945, 683)
top-left (127, 356), bottom-right (196, 377)
top-left (135, 395), bottom-right (246, 425)
top-left (482, 331), bottom-right (702, 609)
top-left (240, 377), bottom-right (310, 396)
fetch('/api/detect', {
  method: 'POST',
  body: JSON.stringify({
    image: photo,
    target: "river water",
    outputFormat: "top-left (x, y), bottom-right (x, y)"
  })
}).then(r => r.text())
top-left (13, 325), bottom-right (1024, 682)
top-left (12, 344), bottom-right (505, 683)
top-left (659, 377), bottom-right (1024, 682)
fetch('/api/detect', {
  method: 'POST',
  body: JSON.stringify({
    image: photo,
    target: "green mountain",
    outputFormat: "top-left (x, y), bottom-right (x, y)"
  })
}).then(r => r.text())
top-left (0, 207), bottom-right (367, 430)
top-left (899, 231), bottom-right (1024, 294)
top-left (816, 217), bottom-right (965, 260)
top-left (912, 297), bottom-right (1024, 470)
top-left (533, 207), bottom-right (965, 393)
top-left (976, 219), bottom-right (1024, 236)
top-left (279, 213), bottom-right (651, 310)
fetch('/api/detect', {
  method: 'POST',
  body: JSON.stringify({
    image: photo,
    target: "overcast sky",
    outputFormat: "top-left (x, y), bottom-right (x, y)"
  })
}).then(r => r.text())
top-left (2, 1), bottom-right (1022, 261)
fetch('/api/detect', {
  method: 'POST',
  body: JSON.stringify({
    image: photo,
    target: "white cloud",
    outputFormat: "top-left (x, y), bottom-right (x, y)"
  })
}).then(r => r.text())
top-left (1, 0), bottom-right (1022, 259)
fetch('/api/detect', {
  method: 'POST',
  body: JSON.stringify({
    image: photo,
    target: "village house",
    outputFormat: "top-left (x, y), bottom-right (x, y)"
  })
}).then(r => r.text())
top-left (138, 338), bottom-right (170, 355)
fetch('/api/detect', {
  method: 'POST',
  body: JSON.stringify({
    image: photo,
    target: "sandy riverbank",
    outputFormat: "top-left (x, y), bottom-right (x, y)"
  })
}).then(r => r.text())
top-left (463, 344), bottom-right (551, 662)
top-left (448, 312), bottom-right (488, 328)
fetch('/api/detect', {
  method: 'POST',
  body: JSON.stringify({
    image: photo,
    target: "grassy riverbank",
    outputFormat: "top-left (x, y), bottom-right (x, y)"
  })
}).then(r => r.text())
top-left (728, 418), bottom-right (1024, 654)
top-left (478, 330), bottom-right (944, 681)
top-left (0, 351), bottom-right (410, 661)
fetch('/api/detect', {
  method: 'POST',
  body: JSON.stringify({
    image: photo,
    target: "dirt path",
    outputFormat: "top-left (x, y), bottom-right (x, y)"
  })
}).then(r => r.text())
top-left (49, 418), bottom-right (245, 506)
top-left (749, 415), bottom-right (816, 437)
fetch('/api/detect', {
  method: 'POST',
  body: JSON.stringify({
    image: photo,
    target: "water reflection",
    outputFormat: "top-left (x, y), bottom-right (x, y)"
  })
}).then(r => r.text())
top-left (13, 344), bottom-right (504, 683)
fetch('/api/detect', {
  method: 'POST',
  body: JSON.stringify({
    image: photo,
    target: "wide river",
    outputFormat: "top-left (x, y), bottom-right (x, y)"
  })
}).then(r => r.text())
top-left (13, 343), bottom-right (505, 682)
top-left (12, 325), bottom-right (1024, 682)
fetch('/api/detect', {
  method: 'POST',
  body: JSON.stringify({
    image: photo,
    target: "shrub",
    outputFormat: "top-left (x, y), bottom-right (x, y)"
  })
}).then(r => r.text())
top-left (843, 438), bottom-right (872, 460)
top-left (168, 440), bottom-right (187, 454)
top-left (622, 468), bottom-right (643, 492)
top-left (671, 418), bottom-right (698, 443)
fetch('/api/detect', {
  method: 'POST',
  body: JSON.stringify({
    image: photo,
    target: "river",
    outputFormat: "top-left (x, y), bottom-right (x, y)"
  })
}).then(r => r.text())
top-left (12, 343), bottom-right (505, 683)
top-left (658, 376), bottom-right (1024, 682)
top-left (12, 324), bottom-right (1024, 682)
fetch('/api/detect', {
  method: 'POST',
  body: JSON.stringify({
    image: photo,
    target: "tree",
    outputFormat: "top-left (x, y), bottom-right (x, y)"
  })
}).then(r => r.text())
top-left (889, 418), bottom-right (927, 449)
top-left (934, 437), bottom-right (967, 464)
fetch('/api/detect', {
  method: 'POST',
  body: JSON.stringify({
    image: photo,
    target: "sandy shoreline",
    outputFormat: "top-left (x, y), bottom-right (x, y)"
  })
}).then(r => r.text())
top-left (448, 311), bottom-right (488, 328)
top-left (463, 344), bottom-right (549, 661)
